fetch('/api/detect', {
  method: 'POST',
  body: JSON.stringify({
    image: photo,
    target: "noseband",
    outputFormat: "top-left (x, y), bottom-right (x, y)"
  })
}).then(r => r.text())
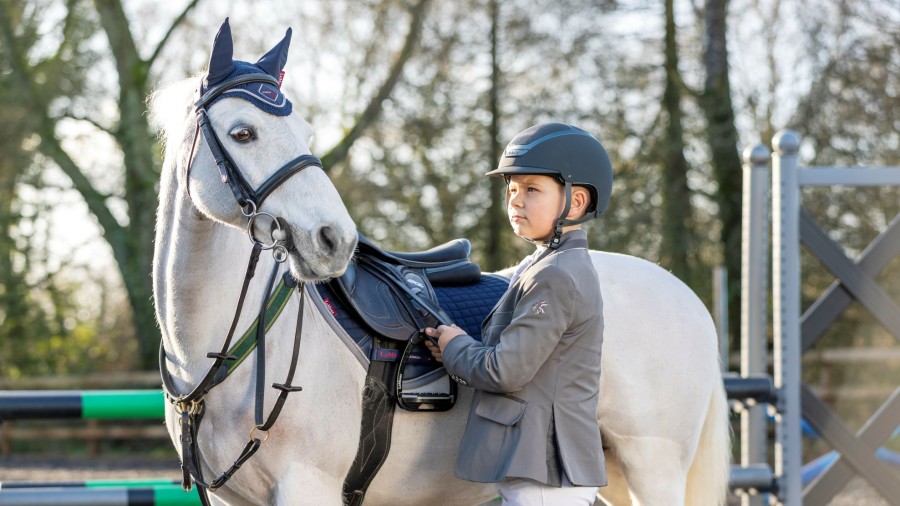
top-left (189, 72), bottom-right (323, 257)
top-left (161, 73), bottom-right (316, 505)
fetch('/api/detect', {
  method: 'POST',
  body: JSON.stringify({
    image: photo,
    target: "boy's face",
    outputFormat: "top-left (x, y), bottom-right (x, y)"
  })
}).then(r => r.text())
top-left (506, 174), bottom-right (565, 242)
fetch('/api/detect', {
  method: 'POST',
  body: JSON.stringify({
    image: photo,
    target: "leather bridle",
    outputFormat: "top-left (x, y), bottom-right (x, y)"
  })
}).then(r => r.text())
top-left (187, 72), bottom-right (323, 257)
top-left (159, 72), bottom-right (317, 505)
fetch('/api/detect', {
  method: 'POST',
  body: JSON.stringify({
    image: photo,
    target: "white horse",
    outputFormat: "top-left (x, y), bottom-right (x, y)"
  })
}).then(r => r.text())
top-left (149, 30), bottom-right (730, 506)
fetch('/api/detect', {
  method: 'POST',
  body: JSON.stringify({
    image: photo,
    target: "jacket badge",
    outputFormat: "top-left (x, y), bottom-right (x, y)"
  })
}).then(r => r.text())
top-left (532, 300), bottom-right (549, 315)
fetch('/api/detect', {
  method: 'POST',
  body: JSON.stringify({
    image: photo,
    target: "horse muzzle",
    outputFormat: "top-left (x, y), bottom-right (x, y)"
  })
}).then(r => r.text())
top-left (283, 222), bottom-right (357, 281)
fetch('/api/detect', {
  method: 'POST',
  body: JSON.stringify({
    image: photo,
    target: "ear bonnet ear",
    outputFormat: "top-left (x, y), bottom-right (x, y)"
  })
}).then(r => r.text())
top-left (205, 18), bottom-right (235, 88)
top-left (201, 19), bottom-right (293, 117)
top-left (256, 28), bottom-right (292, 80)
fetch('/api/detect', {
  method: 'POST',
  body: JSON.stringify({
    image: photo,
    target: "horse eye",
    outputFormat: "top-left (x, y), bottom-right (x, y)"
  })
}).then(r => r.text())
top-left (229, 126), bottom-right (255, 143)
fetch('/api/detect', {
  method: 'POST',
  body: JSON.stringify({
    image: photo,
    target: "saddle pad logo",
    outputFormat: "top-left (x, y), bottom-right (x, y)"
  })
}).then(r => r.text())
top-left (532, 300), bottom-right (549, 315)
top-left (322, 297), bottom-right (337, 317)
top-left (375, 348), bottom-right (399, 361)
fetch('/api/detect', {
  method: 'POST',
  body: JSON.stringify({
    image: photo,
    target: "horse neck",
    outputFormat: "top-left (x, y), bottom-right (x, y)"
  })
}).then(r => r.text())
top-left (154, 177), bottom-right (282, 390)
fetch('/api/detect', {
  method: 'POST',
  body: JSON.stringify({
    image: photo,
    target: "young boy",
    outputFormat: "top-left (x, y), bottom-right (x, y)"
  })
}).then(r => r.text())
top-left (424, 122), bottom-right (613, 506)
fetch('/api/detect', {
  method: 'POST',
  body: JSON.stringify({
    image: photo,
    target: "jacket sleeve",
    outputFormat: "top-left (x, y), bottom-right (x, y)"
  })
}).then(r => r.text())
top-left (441, 265), bottom-right (576, 393)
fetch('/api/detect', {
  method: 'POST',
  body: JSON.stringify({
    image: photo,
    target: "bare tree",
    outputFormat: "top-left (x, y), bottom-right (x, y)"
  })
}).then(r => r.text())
top-left (701, 0), bottom-right (744, 344)
top-left (659, 0), bottom-right (694, 281)
top-left (0, 0), bottom-right (430, 368)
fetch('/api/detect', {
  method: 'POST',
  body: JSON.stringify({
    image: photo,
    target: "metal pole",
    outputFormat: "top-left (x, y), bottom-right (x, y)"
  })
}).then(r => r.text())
top-left (771, 130), bottom-right (802, 505)
top-left (740, 144), bottom-right (771, 506)
top-left (713, 265), bottom-right (729, 372)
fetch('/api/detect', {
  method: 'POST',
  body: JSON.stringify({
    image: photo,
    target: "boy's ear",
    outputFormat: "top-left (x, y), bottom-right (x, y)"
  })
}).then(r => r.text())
top-left (568, 186), bottom-right (591, 219)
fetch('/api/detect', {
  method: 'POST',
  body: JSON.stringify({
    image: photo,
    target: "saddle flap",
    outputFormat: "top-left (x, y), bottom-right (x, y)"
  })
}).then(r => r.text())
top-left (332, 261), bottom-right (438, 341)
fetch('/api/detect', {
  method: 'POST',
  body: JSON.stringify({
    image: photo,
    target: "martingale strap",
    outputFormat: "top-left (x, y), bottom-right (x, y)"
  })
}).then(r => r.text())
top-left (177, 274), bottom-right (307, 503)
top-left (222, 272), bottom-right (297, 377)
top-left (160, 243), bottom-right (264, 404)
top-left (161, 254), bottom-right (305, 503)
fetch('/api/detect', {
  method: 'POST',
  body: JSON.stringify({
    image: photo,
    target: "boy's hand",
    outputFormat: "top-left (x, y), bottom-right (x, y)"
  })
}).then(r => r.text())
top-left (423, 324), bottom-right (465, 362)
top-left (424, 340), bottom-right (442, 362)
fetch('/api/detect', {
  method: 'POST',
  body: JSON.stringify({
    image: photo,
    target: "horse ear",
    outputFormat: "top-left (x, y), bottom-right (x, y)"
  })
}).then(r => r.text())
top-left (255, 27), bottom-right (292, 80)
top-left (206, 18), bottom-right (234, 87)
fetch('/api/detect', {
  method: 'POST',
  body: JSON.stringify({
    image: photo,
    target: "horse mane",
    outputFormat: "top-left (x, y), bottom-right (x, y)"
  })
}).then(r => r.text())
top-left (147, 75), bottom-right (202, 163)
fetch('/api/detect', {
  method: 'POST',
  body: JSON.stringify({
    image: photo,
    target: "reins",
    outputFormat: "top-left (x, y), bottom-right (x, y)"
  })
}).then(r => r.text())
top-left (159, 72), bottom-right (321, 504)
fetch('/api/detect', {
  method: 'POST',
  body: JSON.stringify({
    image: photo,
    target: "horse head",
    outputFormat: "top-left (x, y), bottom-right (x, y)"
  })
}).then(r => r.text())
top-left (174, 18), bottom-right (357, 281)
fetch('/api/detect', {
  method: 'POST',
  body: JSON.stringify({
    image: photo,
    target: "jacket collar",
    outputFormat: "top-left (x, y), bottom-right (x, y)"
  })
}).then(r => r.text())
top-left (536, 228), bottom-right (588, 254)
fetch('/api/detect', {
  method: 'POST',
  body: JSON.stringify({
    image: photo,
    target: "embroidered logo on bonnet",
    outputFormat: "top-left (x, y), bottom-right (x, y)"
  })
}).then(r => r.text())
top-left (201, 18), bottom-right (293, 117)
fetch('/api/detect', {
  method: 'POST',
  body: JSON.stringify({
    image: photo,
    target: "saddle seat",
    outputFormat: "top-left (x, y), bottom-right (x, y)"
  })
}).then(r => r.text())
top-left (355, 234), bottom-right (480, 286)
top-left (357, 234), bottom-right (471, 266)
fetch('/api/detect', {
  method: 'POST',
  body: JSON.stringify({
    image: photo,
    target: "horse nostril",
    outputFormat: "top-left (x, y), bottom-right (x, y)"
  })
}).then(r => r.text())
top-left (316, 225), bottom-right (339, 255)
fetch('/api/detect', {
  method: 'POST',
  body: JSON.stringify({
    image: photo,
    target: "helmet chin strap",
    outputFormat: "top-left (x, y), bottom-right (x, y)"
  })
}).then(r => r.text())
top-left (547, 181), bottom-right (594, 249)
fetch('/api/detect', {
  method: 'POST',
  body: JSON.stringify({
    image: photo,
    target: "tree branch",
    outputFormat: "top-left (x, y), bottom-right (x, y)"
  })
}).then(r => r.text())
top-left (49, 0), bottom-right (80, 64)
top-left (35, 121), bottom-right (126, 243)
top-left (147, 0), bottom-right (202, 69)
top-left (94, 0), bottom-right (145, 87)
top-left (60, 112), bottom-right (117, 137)
top-left (0, 4), bottom-right (125, 251)
top-left (94, 0), bottom-right (162, 189)
top-left (321, 0), bottom-right (431, 170)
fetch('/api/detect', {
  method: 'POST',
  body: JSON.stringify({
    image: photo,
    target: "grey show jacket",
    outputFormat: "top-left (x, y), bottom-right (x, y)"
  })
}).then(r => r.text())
top-left (441, 229), bottom-right (606, 487)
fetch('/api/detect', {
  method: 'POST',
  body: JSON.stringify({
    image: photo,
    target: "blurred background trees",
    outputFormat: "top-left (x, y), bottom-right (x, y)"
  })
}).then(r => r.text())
top-left (0, 0), bottom-right (897, 374)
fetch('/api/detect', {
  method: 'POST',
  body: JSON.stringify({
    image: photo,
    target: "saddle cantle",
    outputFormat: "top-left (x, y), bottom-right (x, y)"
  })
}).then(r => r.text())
top-left (357, 234), bottom-right (473, 268)
top-left (320, 233), bottom-right (508, 409)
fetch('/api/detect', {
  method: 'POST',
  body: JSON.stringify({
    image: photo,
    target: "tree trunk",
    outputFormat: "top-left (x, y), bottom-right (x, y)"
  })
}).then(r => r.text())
top-left (0, 171), bottom-right (28, 371)
top-left (660, 0), bottom-right (693, 282)
top-left (93, 0), bottom-right (160, 369)
top-left (484, 0), bottom-right (508, 271)
top-left (702, 0), bottom-right (743, 346)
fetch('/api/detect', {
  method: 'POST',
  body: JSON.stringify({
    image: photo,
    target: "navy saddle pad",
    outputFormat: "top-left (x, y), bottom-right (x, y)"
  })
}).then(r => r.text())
top-left (316, 274), bottom-right (508, 380)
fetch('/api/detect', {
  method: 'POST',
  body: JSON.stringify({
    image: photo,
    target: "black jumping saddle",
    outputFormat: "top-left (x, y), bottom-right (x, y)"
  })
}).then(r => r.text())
top-left (326, 233), bottom-right (482, 505)
top-left (330, 234), bottom-right (480, 344)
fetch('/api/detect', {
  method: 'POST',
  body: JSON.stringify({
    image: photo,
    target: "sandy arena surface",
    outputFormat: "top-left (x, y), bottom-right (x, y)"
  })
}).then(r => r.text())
top-left (0, 457), bottom-right (892, 504)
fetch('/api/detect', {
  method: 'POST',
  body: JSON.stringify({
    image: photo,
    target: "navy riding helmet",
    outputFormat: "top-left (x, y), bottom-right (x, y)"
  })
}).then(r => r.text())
top-left (486, 122), bottom-right (613, 247)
